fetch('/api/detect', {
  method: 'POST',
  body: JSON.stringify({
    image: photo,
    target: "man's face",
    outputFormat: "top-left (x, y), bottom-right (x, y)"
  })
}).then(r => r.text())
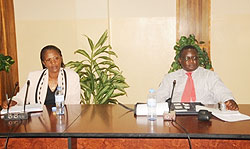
top-left (178, 48), bottom-right (199, 72)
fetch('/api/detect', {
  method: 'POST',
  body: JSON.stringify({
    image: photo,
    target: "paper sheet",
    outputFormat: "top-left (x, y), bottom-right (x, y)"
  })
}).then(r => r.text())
top-left (196, 105), bottom-right (250, 122)
top-left (0, 104), bottom-right (43, 114)
top-left (136, 103), bottom-right (169, 116)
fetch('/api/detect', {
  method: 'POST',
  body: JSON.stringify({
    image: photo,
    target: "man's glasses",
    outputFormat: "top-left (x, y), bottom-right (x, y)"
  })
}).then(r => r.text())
top-left (181, 56), bottom-right (198, 61)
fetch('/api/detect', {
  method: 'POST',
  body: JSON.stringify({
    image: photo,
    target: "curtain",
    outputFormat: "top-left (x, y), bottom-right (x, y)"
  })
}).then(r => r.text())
top-left (0, 0), bottom-right (19, 105)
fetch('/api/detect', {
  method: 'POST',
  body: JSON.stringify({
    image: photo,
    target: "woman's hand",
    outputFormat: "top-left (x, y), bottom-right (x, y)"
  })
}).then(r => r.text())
top-left (224, 99), bottom-right (239, 111)
top-left (2, 100), bottom-right (17, 109)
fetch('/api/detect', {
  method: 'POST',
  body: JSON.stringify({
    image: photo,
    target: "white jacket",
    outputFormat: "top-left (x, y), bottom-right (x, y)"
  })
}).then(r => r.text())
top-left (13, 68), bottom-right (81, 105)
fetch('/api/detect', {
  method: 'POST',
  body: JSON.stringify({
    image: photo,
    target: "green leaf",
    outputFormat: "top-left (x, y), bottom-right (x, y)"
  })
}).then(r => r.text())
top-left (108, 69), bottom-right (120, 75)
top-left (113, 82), bottom-right (129, 89)
top-left (98, 61), bottom-right (114, 66)
top-left (65, 61), bottom-right (79, 67)
top-left (96, 85), bottom-right (110, 102)
top-left (95, 56), bottom-right (113, 61)
top-left (0, 54), bottom-right (15, 72)
top-left (101, 73), bottom-right (108, 83)
top-left (95, 30), bottom-right (108, 49)
top-left (74, 65), bottom-right (84, 72)
top-left (174, 45), bottom-right (180, 51)
top-left (93, 60), bottom-right (102, 76)
top-left (108, 64), bottom-right (120, 70)
top-left (93, 45), bottom-right (110, 58)
top-left (75, 49), bottom-right (91, 60)
top-left (116, 87), bottom-right (126, 93)
top-left (100, 88), bottom-right (115, 104)
top-left (83, 89), bottom-right (91, 102)
top-left (104, 50), bottom-right (118, 57)
top-left (112, 74), bottom-right (125, 82)
top-left (80, 82), bottom-right (92, 91)
top-left (83, 35), bottom-right (95, 51)
top-left (110, 92), bottom-right (126, 98)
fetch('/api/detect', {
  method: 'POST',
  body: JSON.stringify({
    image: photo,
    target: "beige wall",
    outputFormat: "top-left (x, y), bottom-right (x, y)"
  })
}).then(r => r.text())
top-left (14, 0), bottom-right (176, 104)
top-left (14, 0), bottom-right (250, 104)
top-left (211, 0), bottom-right (250, 104)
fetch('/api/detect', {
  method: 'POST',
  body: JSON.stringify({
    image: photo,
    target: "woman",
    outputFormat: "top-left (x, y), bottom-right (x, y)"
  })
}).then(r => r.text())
top-left (3, 45), bottom-right (81, 108)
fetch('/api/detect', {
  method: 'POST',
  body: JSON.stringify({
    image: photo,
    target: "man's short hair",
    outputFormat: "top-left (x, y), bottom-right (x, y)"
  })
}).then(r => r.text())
top-left (179, 45), bottom-right (198, 57)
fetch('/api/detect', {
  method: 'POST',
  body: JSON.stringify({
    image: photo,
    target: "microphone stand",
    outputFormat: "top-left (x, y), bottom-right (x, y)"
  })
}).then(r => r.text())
top-left (20, 80), bottom-right (30, 120)
top-left (169, 80), bottom-right (176, 111)
top-left (4, 81), bottom-right (30, 121)
top-left (7, 82), bottom-right (19, 114)
top-left (164, 80), bottom-right (176, 121)
top-left (4, 82), bottom-right (18, 121)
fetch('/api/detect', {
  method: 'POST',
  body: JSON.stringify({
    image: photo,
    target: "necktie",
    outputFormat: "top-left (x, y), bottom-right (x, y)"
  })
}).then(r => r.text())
top-left (181, 72), bottom-right (196, 102)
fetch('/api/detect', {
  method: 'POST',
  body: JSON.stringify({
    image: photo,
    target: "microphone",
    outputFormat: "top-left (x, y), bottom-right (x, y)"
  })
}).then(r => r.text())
top-left (4, 80), bottom-right (30, 121)
top-left (164, 80), bottom-right (176, 121)
top-left (23, 80), bottom-right (30, 113)
top-left (7, 82), bottom-right (19, 114)
top-left (169, 80), bottom-right (176, 111)
top-left (18, 80), bottom-right (31, 120)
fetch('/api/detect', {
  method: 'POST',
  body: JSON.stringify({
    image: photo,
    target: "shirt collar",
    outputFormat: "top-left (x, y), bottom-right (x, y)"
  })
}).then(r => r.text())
top-left (181, 66), bottom-right (201, 75)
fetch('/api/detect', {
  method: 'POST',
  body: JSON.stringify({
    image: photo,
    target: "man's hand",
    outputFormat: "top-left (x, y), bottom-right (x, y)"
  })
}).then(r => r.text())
top-left (224, 99), bottom-right (239, 111)
top-left (2, 100), bottom-right (17, 109)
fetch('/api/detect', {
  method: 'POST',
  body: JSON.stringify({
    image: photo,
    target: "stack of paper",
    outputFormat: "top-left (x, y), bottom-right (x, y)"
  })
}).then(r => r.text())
top-left (196, 105), bottom-right (250, 122)
top-left (1, 104), bottom-right (43, 115)
top-left (135, 102), bottom-right (169, 116)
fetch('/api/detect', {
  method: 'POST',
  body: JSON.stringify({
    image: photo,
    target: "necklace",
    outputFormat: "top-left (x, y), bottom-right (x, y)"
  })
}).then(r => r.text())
top-left (48, 78), bottom-right (58, 92)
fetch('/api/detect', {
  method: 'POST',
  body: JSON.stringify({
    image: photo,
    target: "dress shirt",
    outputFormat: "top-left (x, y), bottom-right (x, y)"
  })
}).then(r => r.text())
top-left (155, 67), bottom-right (235, 104)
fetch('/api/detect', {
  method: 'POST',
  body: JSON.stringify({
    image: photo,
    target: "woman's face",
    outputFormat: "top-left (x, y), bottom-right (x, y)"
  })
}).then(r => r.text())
top-left (42, 49), bottom-right (62, 73)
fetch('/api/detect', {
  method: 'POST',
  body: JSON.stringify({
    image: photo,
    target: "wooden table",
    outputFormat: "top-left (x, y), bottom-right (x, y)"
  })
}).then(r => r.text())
top-left (1, 104), bottom-right (250, 148)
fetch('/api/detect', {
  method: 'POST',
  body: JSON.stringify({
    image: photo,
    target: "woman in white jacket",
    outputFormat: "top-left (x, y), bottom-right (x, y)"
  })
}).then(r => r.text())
top-left (3, 45), bottom-right (81, 108)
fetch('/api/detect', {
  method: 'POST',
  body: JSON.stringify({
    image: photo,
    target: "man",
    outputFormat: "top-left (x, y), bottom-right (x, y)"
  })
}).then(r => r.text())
top-left (156, 45), bottom-right (239, 110)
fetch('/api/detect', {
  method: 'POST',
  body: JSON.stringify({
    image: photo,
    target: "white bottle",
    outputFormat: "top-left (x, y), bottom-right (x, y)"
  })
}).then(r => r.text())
top-left (56, 115), bottom-right (65, 132)
top-left (147, 89), bottom-right (157, 121)
top-left (55, 86), bottom-right (65, 115)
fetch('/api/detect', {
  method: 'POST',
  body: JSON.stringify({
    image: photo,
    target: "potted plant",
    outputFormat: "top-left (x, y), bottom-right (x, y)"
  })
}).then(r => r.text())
top-left (0, 54), bottom-right (14, 72)
top-left (66, 30), bottom-right (129, 104)
top-left (169, 34), bottom-right (212, 73)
